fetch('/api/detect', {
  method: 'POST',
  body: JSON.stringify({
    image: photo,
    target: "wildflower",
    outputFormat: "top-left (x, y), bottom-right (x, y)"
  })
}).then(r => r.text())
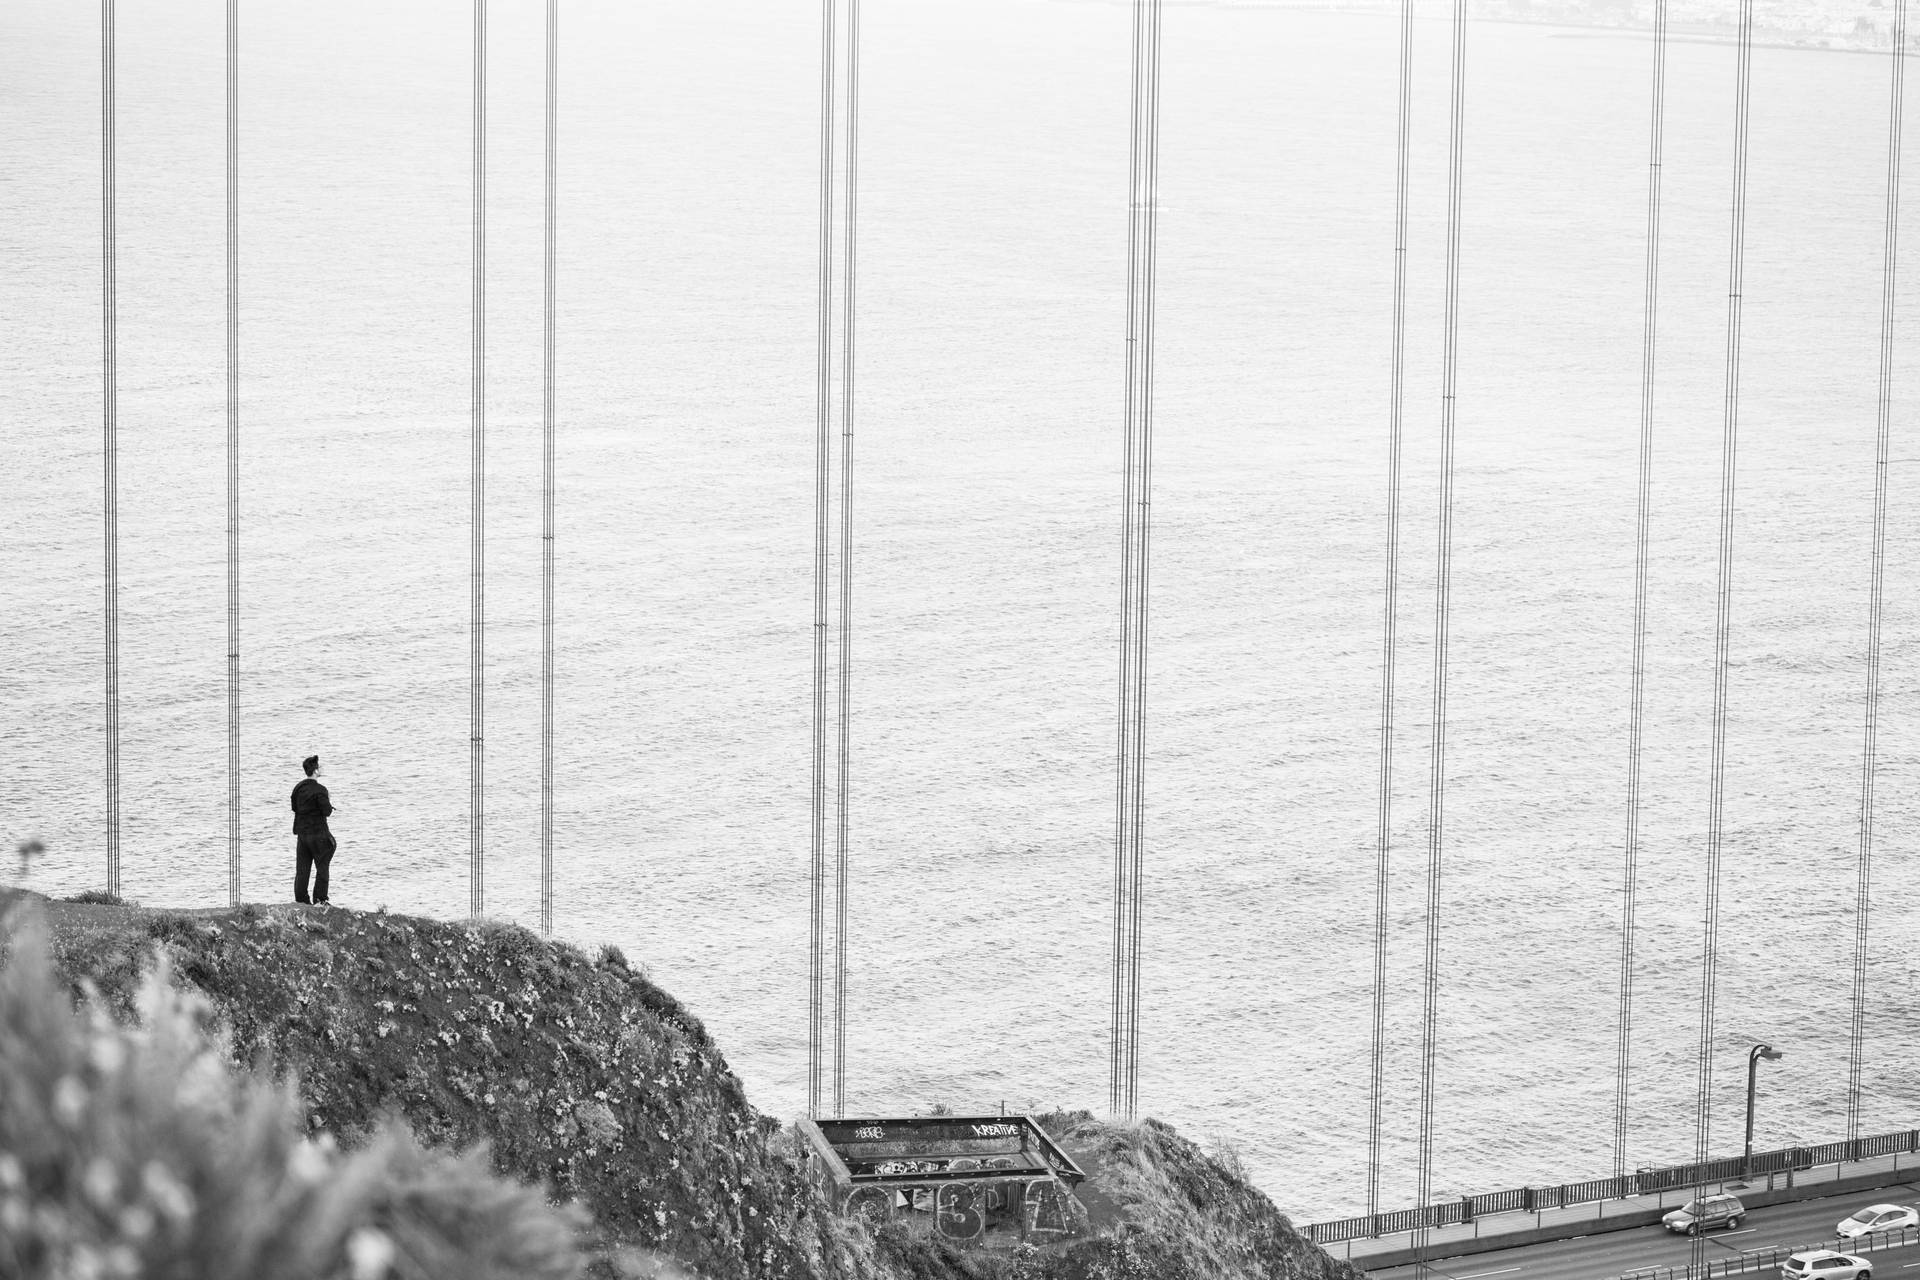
top-left (84, 1157), bottom-right (119, 1208)
top-left (53, 1075), bottom-right (88, 1127)
top-left (347, 1227), bottom-right (397, 1280)
top-left (90, 1035), bottom-right (126, 1075)
top-left (141, 1161), bottom-right (195, 1224)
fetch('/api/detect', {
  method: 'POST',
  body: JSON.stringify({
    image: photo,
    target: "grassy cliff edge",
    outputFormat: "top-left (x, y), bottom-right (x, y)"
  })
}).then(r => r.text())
top-left (14, 893), bottom-right (1363, 1280)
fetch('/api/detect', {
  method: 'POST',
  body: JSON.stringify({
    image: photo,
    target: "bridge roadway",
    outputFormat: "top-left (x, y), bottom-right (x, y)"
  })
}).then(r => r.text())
top-left (1367, 1185), bottom-right (1920, 1280)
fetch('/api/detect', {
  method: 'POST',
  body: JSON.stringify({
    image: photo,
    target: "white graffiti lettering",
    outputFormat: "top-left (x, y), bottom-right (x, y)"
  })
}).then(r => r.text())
top-left (936, 1183), bottom-right (985, 1241)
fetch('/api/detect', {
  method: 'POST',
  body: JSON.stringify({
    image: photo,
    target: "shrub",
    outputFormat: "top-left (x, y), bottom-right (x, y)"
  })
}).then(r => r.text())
top-left (0, 912), bottom-right (587, 1280)
top-left (1037, 1117), bottom-right (1365, 1280)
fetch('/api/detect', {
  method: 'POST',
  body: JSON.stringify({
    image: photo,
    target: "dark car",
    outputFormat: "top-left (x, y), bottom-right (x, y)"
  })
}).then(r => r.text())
top-left (1663, 1193), bottom-right (1745, 1234)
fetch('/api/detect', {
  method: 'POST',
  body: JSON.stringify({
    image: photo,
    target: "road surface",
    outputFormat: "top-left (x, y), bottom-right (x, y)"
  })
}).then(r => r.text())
top-left (1367, 1184), bottom-right (1920, 1280)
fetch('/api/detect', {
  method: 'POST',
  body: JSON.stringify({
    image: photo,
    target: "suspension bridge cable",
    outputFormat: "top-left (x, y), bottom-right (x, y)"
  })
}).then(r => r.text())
top-left (1417, 0), bottom-right (1468, 1268)
top-left (101, 0), bottom-right (121, 899)
top-left (1688, 10), bottom-right (1753, 1258)
top-left (1112, 0), bottom-right (1163, 1122)
top-left (540, 0), bottom-right (557, 937)
top-left (1125, 0), bottom-right (1165, 1124)
top-left (470, 0), bottom-right (488, 922)
top-left (809, 0), bottom-right (838, 1123)
top-left (1849, 0), bottom-right (1905, 1146)
top-left (1369, 0), bottom-right (1415, 1218)
top-left (1615, 0), bottom-right (1668, 1181)
top-left (227, 0), bottom-right (241, 907)
top-left (1698, 0), bottom-right (1754, 1179)
top-left (1111, 0), bottom-right (1147, 1121)
top-left (831, 0), bottom-right (861, 1123)
top-left (1121, 0), bottom-right (1152, 1120)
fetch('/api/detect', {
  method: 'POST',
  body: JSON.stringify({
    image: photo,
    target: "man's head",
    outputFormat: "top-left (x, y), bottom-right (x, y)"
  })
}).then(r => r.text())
top-left (303, 755), bottom-right (320, 778)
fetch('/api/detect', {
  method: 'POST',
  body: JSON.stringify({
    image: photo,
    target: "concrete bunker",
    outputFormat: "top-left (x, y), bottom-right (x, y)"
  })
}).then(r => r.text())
top-left (799, 1114), bottom-right (1090, 1246)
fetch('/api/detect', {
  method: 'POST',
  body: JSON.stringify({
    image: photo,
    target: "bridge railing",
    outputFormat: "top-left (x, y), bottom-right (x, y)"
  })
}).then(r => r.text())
top-left (1304, 1129), bottom-right (1920, 1244)
top-left (1618, 1222), bottom-right (1920, 1280)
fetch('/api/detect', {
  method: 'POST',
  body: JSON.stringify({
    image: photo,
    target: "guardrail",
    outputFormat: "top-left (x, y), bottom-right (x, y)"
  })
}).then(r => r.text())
top-left (1617, 1222), bottom-right (1920, 1280)
top-left (1305, 1130), bottom-right (1920, 1244)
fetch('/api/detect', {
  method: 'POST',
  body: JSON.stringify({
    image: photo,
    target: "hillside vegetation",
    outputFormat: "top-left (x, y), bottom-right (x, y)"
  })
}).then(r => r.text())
top-left (9, 892), bottom-right (1363, 1280)
top-left (0, 913), bottom-right (587, 1280)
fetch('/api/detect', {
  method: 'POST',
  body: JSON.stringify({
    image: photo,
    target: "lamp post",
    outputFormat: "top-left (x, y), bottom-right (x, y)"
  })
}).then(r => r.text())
top-left (1744, 1043), bottom-right (1784, 1181)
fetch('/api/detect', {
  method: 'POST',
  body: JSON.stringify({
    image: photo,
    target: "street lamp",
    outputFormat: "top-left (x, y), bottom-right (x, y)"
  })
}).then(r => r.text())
top-left (1744, 1043), bottom-right (1785, 1181)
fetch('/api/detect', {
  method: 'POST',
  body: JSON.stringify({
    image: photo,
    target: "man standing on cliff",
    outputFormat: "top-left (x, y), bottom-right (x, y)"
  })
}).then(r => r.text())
top-left (291, 754), bottom-right (336, 905)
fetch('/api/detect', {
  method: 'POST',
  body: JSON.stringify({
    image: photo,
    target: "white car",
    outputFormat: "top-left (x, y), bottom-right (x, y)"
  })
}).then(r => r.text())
top-left (1782, 1250), bottom-right (1872, 1280)
top-left (1836, 1204), bottom-right (1918, 1239)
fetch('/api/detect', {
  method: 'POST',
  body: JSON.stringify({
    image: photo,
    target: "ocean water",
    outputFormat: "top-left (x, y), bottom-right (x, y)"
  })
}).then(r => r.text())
top-left (4, 0), bottom-right (1919, 1224)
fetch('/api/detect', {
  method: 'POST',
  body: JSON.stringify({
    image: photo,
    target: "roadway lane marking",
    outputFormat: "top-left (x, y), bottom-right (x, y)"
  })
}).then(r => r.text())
top-left (1455, 1269), bottom-right (1522, 1278)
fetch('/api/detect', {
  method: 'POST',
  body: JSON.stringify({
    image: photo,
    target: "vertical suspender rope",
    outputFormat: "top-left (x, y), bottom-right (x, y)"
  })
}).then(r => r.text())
top-left (227, 0), bottom-right (242, 906)
top-left (1416, 0), bottom-right (1467, 1269)
top-left (1616, 0), bottom-right (1668, 1180)
top-left (1849, 0), bottom-right (1905, 1146)
top-left (1110, 0), bottom-right (1148, 1121)
top-left (1112, 0), bottom-right (1162, 1123)
top-left (1701, 0), bottom-right (1755, 1164)
top-left (832, 0), bottom-right (860, 1122)
top-left (540, 0), bottom-right (557, 937)
top-left (808, 0), bottom-right (837, 1122)
top-left (470, 0), bottom-right (488, 922)
top-left (1369, 0), bottom-right (1415, 1218)
top-left (1125, 0), bottom-right (1163, 1123)
top-left (101, 0), bottom-right (121, 899)
top-left (1696, 8), bottom-right (1754, 1272)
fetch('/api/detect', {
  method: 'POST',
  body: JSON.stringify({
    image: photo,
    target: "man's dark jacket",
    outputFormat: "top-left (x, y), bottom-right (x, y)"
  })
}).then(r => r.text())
top-left (291, 778), bottom-right (333, 835)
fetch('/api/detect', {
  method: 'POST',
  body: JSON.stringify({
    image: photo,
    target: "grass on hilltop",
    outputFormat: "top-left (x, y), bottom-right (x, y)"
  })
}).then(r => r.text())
top-left (0, 909), bottom-right (586, 1280)
top-left (9, 889), bottom-right (1367, 1280)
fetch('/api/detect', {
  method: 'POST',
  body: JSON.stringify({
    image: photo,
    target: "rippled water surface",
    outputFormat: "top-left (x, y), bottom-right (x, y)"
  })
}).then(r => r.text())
top-left (5, 0), bottom-right (1920, 1223)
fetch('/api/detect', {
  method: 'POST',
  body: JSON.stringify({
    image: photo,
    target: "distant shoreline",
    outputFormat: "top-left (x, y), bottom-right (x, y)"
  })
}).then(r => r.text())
top-left (1540, 21), bottom-right (1914, 55)
top-left (1089, 0), bottom-right (1916, 58)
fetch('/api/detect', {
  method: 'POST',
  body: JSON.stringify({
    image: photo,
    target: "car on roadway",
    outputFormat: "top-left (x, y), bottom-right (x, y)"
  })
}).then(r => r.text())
top-left (1836, 1205), bottom-right (1918, 1239)
top-left (1663, 1193), bottom-right (1746, 1234)
top-left (1782, 1250), bottom-right (1873, 1280)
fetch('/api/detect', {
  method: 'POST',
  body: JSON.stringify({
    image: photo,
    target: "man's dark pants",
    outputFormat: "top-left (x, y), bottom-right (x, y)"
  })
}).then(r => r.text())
top-left (295, 832), bottom-right (335, 904)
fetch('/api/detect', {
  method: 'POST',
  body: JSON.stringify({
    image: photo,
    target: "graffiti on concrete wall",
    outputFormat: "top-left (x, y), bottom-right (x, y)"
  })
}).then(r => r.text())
top-left (1023, 1180), bottom-right (1071, 1237)
top-left (935, 1183), bottom-right (986, 1241)
top-left (840, 1176), bottom-right (1083, 1244)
